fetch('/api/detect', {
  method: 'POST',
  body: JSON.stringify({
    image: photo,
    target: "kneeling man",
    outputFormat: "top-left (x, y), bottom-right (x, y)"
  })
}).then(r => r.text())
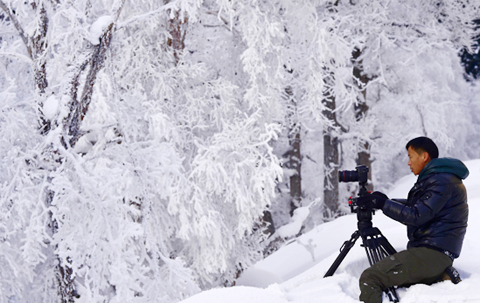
top-left (358, 137), bottom-right (469, 303)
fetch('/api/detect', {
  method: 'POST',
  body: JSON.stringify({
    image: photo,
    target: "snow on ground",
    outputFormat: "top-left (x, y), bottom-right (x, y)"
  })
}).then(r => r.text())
top-left (180, 159), bottom-right (480, 303)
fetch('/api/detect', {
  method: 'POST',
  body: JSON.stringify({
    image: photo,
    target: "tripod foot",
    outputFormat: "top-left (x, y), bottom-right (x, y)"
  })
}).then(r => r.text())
top-left (386, 287), bottom-right (399, 302)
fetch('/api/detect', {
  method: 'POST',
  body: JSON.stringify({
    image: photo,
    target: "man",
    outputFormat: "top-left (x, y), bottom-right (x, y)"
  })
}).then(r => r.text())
top-left (357, 137), bottom-right (469, 303)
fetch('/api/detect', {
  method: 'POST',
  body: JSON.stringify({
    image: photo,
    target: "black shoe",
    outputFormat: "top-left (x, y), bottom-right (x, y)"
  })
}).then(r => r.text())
top-left (442, 266), bottom-right (462, 284)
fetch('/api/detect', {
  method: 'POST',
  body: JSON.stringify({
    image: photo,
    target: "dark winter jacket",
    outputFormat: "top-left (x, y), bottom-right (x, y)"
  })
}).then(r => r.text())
top-left (382, 158), bottom-right (469, 258)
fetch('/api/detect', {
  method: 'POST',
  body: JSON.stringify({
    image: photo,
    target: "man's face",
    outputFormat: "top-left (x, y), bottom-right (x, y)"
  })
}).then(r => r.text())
top-left (407, 146), bottom-right (430, 175)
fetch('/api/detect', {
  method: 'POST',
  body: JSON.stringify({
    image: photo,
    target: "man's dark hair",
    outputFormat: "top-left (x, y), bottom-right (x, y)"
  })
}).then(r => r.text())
top-left (406, 137), bottom-right (439, 159)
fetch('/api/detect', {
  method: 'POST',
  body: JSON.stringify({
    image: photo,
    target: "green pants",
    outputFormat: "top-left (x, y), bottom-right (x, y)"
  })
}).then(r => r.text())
top-left (359, 247), bottom-right (453, 303)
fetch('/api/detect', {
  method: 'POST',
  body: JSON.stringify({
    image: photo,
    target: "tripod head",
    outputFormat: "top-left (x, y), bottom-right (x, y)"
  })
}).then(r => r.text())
top-left (352, 182), bottom-right (374, 231)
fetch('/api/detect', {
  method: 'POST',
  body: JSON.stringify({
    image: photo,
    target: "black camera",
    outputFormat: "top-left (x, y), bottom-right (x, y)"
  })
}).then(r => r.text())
top-left (339, 165), bottom-right (370, 213)
top-left (339, 165), bottom-right (369, 185)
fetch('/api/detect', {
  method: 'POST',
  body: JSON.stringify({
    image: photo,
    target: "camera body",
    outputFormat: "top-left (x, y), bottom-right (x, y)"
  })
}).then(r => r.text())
top-left (339, 165), bottom-right (370, 213)
top-left (339, 165), bottom-right (369, 186)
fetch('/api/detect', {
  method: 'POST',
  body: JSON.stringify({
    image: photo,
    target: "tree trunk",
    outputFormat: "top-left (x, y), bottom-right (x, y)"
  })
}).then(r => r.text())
top-left (322, 72), bottom-right (340, 217)
top-left (167, 8), bottom-right (188, 65)
top-left (31, 3), bottom-right (49, 94)
top-left (65, 22), bottom-right (115, 147)
top-left (323, 128), bottom-right (339, 217)
top-left (0, 4), bottom-right (77, 301)
top-left (284, 86), bottom-right (302, 215)
top-left (65, 0), bottom-right (126, 147)
top-left (352, 48), bottom-right (373, 191)
top-left (288, 127), bottom-right (302, 215)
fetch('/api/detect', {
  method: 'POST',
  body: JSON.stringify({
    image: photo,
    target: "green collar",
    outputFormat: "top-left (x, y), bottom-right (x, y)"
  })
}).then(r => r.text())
top-left (418, 158), bottom-right (469, 181)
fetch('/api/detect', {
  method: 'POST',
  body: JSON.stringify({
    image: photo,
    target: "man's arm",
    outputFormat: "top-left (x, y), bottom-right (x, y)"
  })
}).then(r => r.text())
top-left (382, 180), bottom-right (451, 226)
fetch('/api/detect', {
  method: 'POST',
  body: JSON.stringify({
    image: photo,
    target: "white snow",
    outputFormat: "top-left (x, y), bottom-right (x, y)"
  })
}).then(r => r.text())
top-left (43, 95), bottom-right (59, 120)
top-left (275, 204), bottom-right (311, 239)
top-left (88, 16), bottom-right (113, 45)
top-left (181, 159), bottom-right (480, 303)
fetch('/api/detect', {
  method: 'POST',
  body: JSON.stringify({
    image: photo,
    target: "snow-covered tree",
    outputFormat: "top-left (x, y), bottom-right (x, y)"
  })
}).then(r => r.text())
top-left (1, 0), bottom-right (282, 301)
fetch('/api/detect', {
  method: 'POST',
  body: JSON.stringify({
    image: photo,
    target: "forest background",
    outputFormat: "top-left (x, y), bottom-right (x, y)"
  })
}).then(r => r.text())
top-left (1, 0), bottom-right (480, 302)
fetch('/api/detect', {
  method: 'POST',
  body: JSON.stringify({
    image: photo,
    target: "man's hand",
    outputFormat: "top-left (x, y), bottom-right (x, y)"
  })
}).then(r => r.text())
top-left (356, 191), bottom-right (388, 209)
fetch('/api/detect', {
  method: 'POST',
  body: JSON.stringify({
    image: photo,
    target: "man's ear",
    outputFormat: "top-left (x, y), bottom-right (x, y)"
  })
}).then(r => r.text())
top-left (422, 151), bottom-right (431, 163)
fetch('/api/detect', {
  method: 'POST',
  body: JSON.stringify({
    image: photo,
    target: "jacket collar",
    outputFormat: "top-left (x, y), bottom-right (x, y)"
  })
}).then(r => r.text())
top-left (418, 158), bottom-right (469, 182)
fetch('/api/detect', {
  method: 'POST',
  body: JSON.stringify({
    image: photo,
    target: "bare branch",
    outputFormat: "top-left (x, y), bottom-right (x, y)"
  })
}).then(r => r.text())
top-left (0, 0), bottom-right (33, 58)
top-left (66, 0), bottom-right (126, 147)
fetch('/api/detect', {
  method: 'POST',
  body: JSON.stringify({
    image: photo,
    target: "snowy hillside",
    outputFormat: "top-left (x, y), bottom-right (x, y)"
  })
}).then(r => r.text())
top-left (180, 159), bottom-right (480, 303)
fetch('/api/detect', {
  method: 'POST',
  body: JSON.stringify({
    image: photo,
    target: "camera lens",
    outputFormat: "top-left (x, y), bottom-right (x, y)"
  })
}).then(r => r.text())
top-left (339, 170), bottom-right (359, 182)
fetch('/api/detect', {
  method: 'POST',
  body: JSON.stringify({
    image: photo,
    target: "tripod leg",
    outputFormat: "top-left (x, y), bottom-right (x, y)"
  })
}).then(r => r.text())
top-left (363, 245), bottom-right (400, 302)
top-left (324, 231), bottom-right (360, 277)
top-left (361, 229), bottom-right (400, 302)
top-left (377, 236), bottom-right (397, 255)
top-left (363, 234), bottom-right (396, 264)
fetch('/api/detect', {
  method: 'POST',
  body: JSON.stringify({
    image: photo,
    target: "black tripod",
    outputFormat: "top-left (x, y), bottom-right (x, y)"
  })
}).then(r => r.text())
top-left (324, 185), bottom-right (400, 302)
